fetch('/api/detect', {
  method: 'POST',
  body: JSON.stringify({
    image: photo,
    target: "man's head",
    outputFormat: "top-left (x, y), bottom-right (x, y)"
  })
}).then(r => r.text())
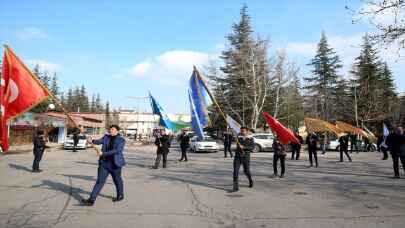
top-left (182, 129), bottom-right (187, 134)
top-left (160, 129), bottom-right (166, 135)
top-left (109, 125), bottom-right (120, 136)
top-left (394, 126), bottom-right (403, 135)
top-left (240, 126), bottom-right (249, 136)
top-left (36, 130), bottom-right (44, 136)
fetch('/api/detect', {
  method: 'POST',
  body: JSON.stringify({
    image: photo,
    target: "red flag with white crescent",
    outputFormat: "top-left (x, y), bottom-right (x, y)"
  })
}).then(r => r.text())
top-left (1, 46), bottom-right (50, 151)
top-left (262, 112), bottom-right (300, 145)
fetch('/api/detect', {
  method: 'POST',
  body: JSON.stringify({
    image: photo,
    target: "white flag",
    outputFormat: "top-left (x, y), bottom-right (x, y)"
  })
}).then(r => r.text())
top-left (383, 123), bottom-right (389, 137)
top-left (226, 115), bottom-right (241, 135)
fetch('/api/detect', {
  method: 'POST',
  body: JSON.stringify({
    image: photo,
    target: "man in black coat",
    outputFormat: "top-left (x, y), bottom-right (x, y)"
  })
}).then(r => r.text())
top-left (72, 128), bottom-right (80, 152)
top-left (178, 130), bottom-right (190, 162)
top-left (290, 131), bottom-right (303, 160)
top-left (153, 129), bottom-right (170, 169)
top-left (223, 130), bottom-right (233, 158)
top-left (386, 127), bottom-right (405, 179)
top-left (306, 132), bottom-right (319, 167)
top-left (32, 130), bottom-right (47, 172)
top-left (339, 134), bottom-right (352, 162)
top-left (232, 127), bottom-right (254, 192)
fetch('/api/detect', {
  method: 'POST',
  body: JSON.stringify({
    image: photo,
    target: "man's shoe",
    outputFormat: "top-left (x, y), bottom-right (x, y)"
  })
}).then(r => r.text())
top-left (151, 166), bottom-right (158, 169)
top-left (279, 174), bottom-right (284, 178)
top-left (249, 181), bottom-right (254, 188)
top-left (178, 159), bottom-right (183, 162)
top-left (270, 174), bottom-right (278, 178)
top-left (81, 198), bottom-right (94, 206)
top-left (392, 176), bottom-right (400, 179)
top-left (112, 196), bottom-right (124, 202)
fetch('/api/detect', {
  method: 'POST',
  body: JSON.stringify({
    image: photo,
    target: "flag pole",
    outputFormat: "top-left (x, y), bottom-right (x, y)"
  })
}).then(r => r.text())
top-left (193, 66), bottom-right (243, 148)
top-left (3, 45), bottom-right (102, 155)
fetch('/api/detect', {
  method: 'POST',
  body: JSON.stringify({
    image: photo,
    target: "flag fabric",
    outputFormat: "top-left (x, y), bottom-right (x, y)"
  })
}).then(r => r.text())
top-left (304, 117), bottom-right (345, 137)
top-left (262, 112), bottom-right (300, 145)
top-left (188, 89), bottom-right (205, 139)
top-left (188, 70), bottom-right (211, 140)
top-left (383, 123), bottom-right (389, 137)
top-left (335, 121), bottom-right (368, 138)
top-left (1, 46), bottom-right (50, 151)
top-left (149, 92), bottom-right (188, 132)
top-left (226, 115), bottom-right (241, 135)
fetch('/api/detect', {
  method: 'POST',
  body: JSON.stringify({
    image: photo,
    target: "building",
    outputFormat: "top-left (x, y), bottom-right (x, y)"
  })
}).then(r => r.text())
top-left (118, 109), bottom-right (191, 136)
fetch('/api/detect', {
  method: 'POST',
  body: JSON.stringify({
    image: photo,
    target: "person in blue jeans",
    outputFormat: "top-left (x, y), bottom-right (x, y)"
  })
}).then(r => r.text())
top-left (82, 125), bottom-right (126, 206)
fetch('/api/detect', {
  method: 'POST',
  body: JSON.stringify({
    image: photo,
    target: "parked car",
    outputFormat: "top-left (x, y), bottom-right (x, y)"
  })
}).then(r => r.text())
top-left (64, 134), bottom-right (87, 150)
top-left (251, 133), bottom-right (274, 152)
top-left (190, 136), bottom-right (219, 153)
top-left (326, 139), bottom-right (377, 151)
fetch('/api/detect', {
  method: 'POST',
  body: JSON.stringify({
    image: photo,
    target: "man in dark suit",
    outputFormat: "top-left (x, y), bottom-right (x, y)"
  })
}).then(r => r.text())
top-left (153, 129), bottom-right (170, 169)
top-left (386, 127), bottom-right (405, 179)
top-left (178, 129), bottom-right (190, 162)
top-left (32, 130), bottom-right (48, 172)
top-left (82, 125), bottom-right (126, 206)
top-left (72, 128), bottom-right (80, 152)
top-left (306, 132), bottom-right (319, 167)
top-left (232, 127), bottom-right (254, 192)
top-left (339, 134), bottom-right (352, 162)
top-left (290, 131), bottom-right (303, 160)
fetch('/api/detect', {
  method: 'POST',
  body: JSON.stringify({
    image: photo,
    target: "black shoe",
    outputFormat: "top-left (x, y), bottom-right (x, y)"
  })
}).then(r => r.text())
top-left (392, 176), bottom-right (400, 179)
top-left (32, 169), bottom-right (42, 173)
top-left (178, 159), bottom-right (183, 162)
top-left (249, 181), bottom-right (254, 188)
top-left (112, 196), bottom-right (124, 202)
top-left (151, 166), bottom-right (158, 169)
top-left (230, 187), bottom-right (239, 192)
top-left (270, 174), bottom-right (278, 178)
top-left (279, 174), bottom-right (284, 178)
top-left (163, 166), bottom-right (167, 168)
top-left (81, 198), bottom-right (94, 206)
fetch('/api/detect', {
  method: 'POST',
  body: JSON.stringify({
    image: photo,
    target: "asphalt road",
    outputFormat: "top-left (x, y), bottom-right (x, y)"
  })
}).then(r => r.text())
top-left (0, 142), bottom-right (405, 228)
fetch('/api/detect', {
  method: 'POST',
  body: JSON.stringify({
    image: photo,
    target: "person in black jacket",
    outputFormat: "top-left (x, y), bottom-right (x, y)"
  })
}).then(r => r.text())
top-left (306, 132), bottom-right (319, 167)
top-left (223, 130), bottom-right (233, 158)
top-left (72, 128), bottom-right (80, 152)
top-left (339, 134), bottom-right (352, 162)
top-left (153, 129), bottom-right (170, 169)
top-left (290, 131), bottom-right (303, 160)
top-left (386, 127), bottom-right (405, 179)
top-left (232, 127), bottom-right (254, 192)
top-left (32, 130), bottom-right (47, 172)
top-left (272, 137), bottom-right (286, 178)
top-left (178, 130), bottom-right (190, 162)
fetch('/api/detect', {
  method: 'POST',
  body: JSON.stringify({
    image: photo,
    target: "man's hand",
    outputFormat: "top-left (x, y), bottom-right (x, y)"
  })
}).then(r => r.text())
top-left (239, 145), bottom-right (244, 150)
top-left (87, 137), bottom-right (93, 144)
top-left (97, 150), bottom-right (103, 157)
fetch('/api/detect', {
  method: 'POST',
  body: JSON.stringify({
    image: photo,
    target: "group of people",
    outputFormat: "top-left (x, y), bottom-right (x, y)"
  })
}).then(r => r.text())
top-left (30, 123), bottom-right (405, 206)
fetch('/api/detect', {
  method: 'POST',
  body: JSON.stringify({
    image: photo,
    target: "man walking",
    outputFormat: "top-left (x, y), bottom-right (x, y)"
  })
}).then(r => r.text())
top-left (232, 127), bottom-right (254, 192)
top-left (72, 128), bottom-right (80, 152)
top-left (272, 136), bottom-right (286, 178)
top-left (386, 127), bottom-right (405, 179)
top-left (290, 131), bottom-right (303, 160)
top-left (153, 129), bottom-right (170, 169)
top-left (339, 134), bottom-right (352, 162)
top-left (223, 130), bottom-right (233, 158)
top-left (306, 132), bottom-right (319, 167)
top-left (178, 130), bottom-right (190, 162)
top-left (32, 130), bottom-right (47, 172)
top-left (82, 125), bottom-right (126, 206)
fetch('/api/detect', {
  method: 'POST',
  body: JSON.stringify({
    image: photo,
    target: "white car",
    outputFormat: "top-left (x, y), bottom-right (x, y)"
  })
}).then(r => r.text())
top-left (251, 133), bottom-right (274, 152)
top-left (64, 134), bottom-right (87, 150)
top-left (190, 136), bottom-right (219, 153)
top-left (326, 139), bottom-right (377, 151)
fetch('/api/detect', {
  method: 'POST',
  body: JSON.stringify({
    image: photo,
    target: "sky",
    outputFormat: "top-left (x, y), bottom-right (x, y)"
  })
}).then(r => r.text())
top-left (0, 0), bottom-right (404, 114)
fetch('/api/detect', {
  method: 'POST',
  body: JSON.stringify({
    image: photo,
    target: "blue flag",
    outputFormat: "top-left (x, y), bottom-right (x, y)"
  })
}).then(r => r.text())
top-left (188, 70), bottom-right (211, 139)
top-left (149, 93), bottom-right (173, 130)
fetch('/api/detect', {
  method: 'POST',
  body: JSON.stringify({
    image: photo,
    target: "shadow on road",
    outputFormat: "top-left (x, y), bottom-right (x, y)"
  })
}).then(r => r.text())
top-left (8, 163), bottom-right (32, 172)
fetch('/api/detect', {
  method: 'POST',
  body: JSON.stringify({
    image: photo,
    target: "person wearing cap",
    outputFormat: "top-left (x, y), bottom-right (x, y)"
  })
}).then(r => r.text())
top-left (32, 130), bottom-right (48, 172)
top-left (82, 125), bottom-right (126, 206)
top-left (232, 127), bottom-right (254, 192)
top-left (153, 129), bottom-right (171, 169)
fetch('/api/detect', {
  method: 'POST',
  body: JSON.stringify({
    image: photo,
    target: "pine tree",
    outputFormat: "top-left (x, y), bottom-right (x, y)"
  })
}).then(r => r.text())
top-left (79, 86), bottom-right (89, 112)
top-left (66, 88), bottom-right (74, 112)
top-left (50, 73), bottom-right (59, 96)
top-left (304, 32), bottom-right (342, 121)
top-left (350, 34), bottom-right (394, 127)
top-left (95, 94), bottom-right (103, 112)
top-left (90, 94), bottom-right (96, 112)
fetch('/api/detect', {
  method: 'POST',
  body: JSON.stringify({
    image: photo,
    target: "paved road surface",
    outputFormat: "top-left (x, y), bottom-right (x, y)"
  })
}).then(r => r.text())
top-left (0, 143), bottom-right (404, 228)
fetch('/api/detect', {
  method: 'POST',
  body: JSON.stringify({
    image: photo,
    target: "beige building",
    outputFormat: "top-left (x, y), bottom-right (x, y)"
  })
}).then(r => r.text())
top-left (118, 110), bottom-right (190, 136)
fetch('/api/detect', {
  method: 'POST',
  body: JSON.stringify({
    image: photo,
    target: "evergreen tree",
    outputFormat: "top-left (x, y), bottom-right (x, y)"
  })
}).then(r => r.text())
top-left (90, 94), bottom-right (96, 112)
top-left (50, 73), bottom-right (59, 96)
top-left (66, 88), bottom-right (74, 112)
top-left (79, 85), bottom-right (89, 112)
top-left (105, 101), bottom-right (111, 129)
top-left (304, 32), bottom-right (342, 121)
top-left (95, 93), bottom-right (103, 112)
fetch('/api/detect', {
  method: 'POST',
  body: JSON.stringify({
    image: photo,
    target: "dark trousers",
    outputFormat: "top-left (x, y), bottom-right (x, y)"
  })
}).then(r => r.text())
top-left (381, 147), bottom-right (389, 159)
top-left (32, 150), bottom-right (44, 171)
top-left (308, 148), bottom-right (318, 167)
top-left (73, 141), bottom-right (79, 151)
top-left (90, 160), bottom-right (124, 201)
top-left (179, 145), bottom-right (188, 161)
top-left (154, 152), bottom-right (168, 168)
top-left (391, 152), bottom-right (405, 177)
top-left (340, 147), bottom-right (352, 162)
top-left (273, 154), bottom-right (286, 175)
top-left (224, 143), bottom-right (233, 157)
top-left (233, 156), bottom-right (253, 190)
top-left (291, 145), bottom-right (300, 160)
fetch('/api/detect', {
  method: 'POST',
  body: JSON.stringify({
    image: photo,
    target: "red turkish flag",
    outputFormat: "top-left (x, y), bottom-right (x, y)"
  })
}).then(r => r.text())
top-left (262, 112), bottom-right (300, 145)
top-left (1, 46), bottom-right (50, 151)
